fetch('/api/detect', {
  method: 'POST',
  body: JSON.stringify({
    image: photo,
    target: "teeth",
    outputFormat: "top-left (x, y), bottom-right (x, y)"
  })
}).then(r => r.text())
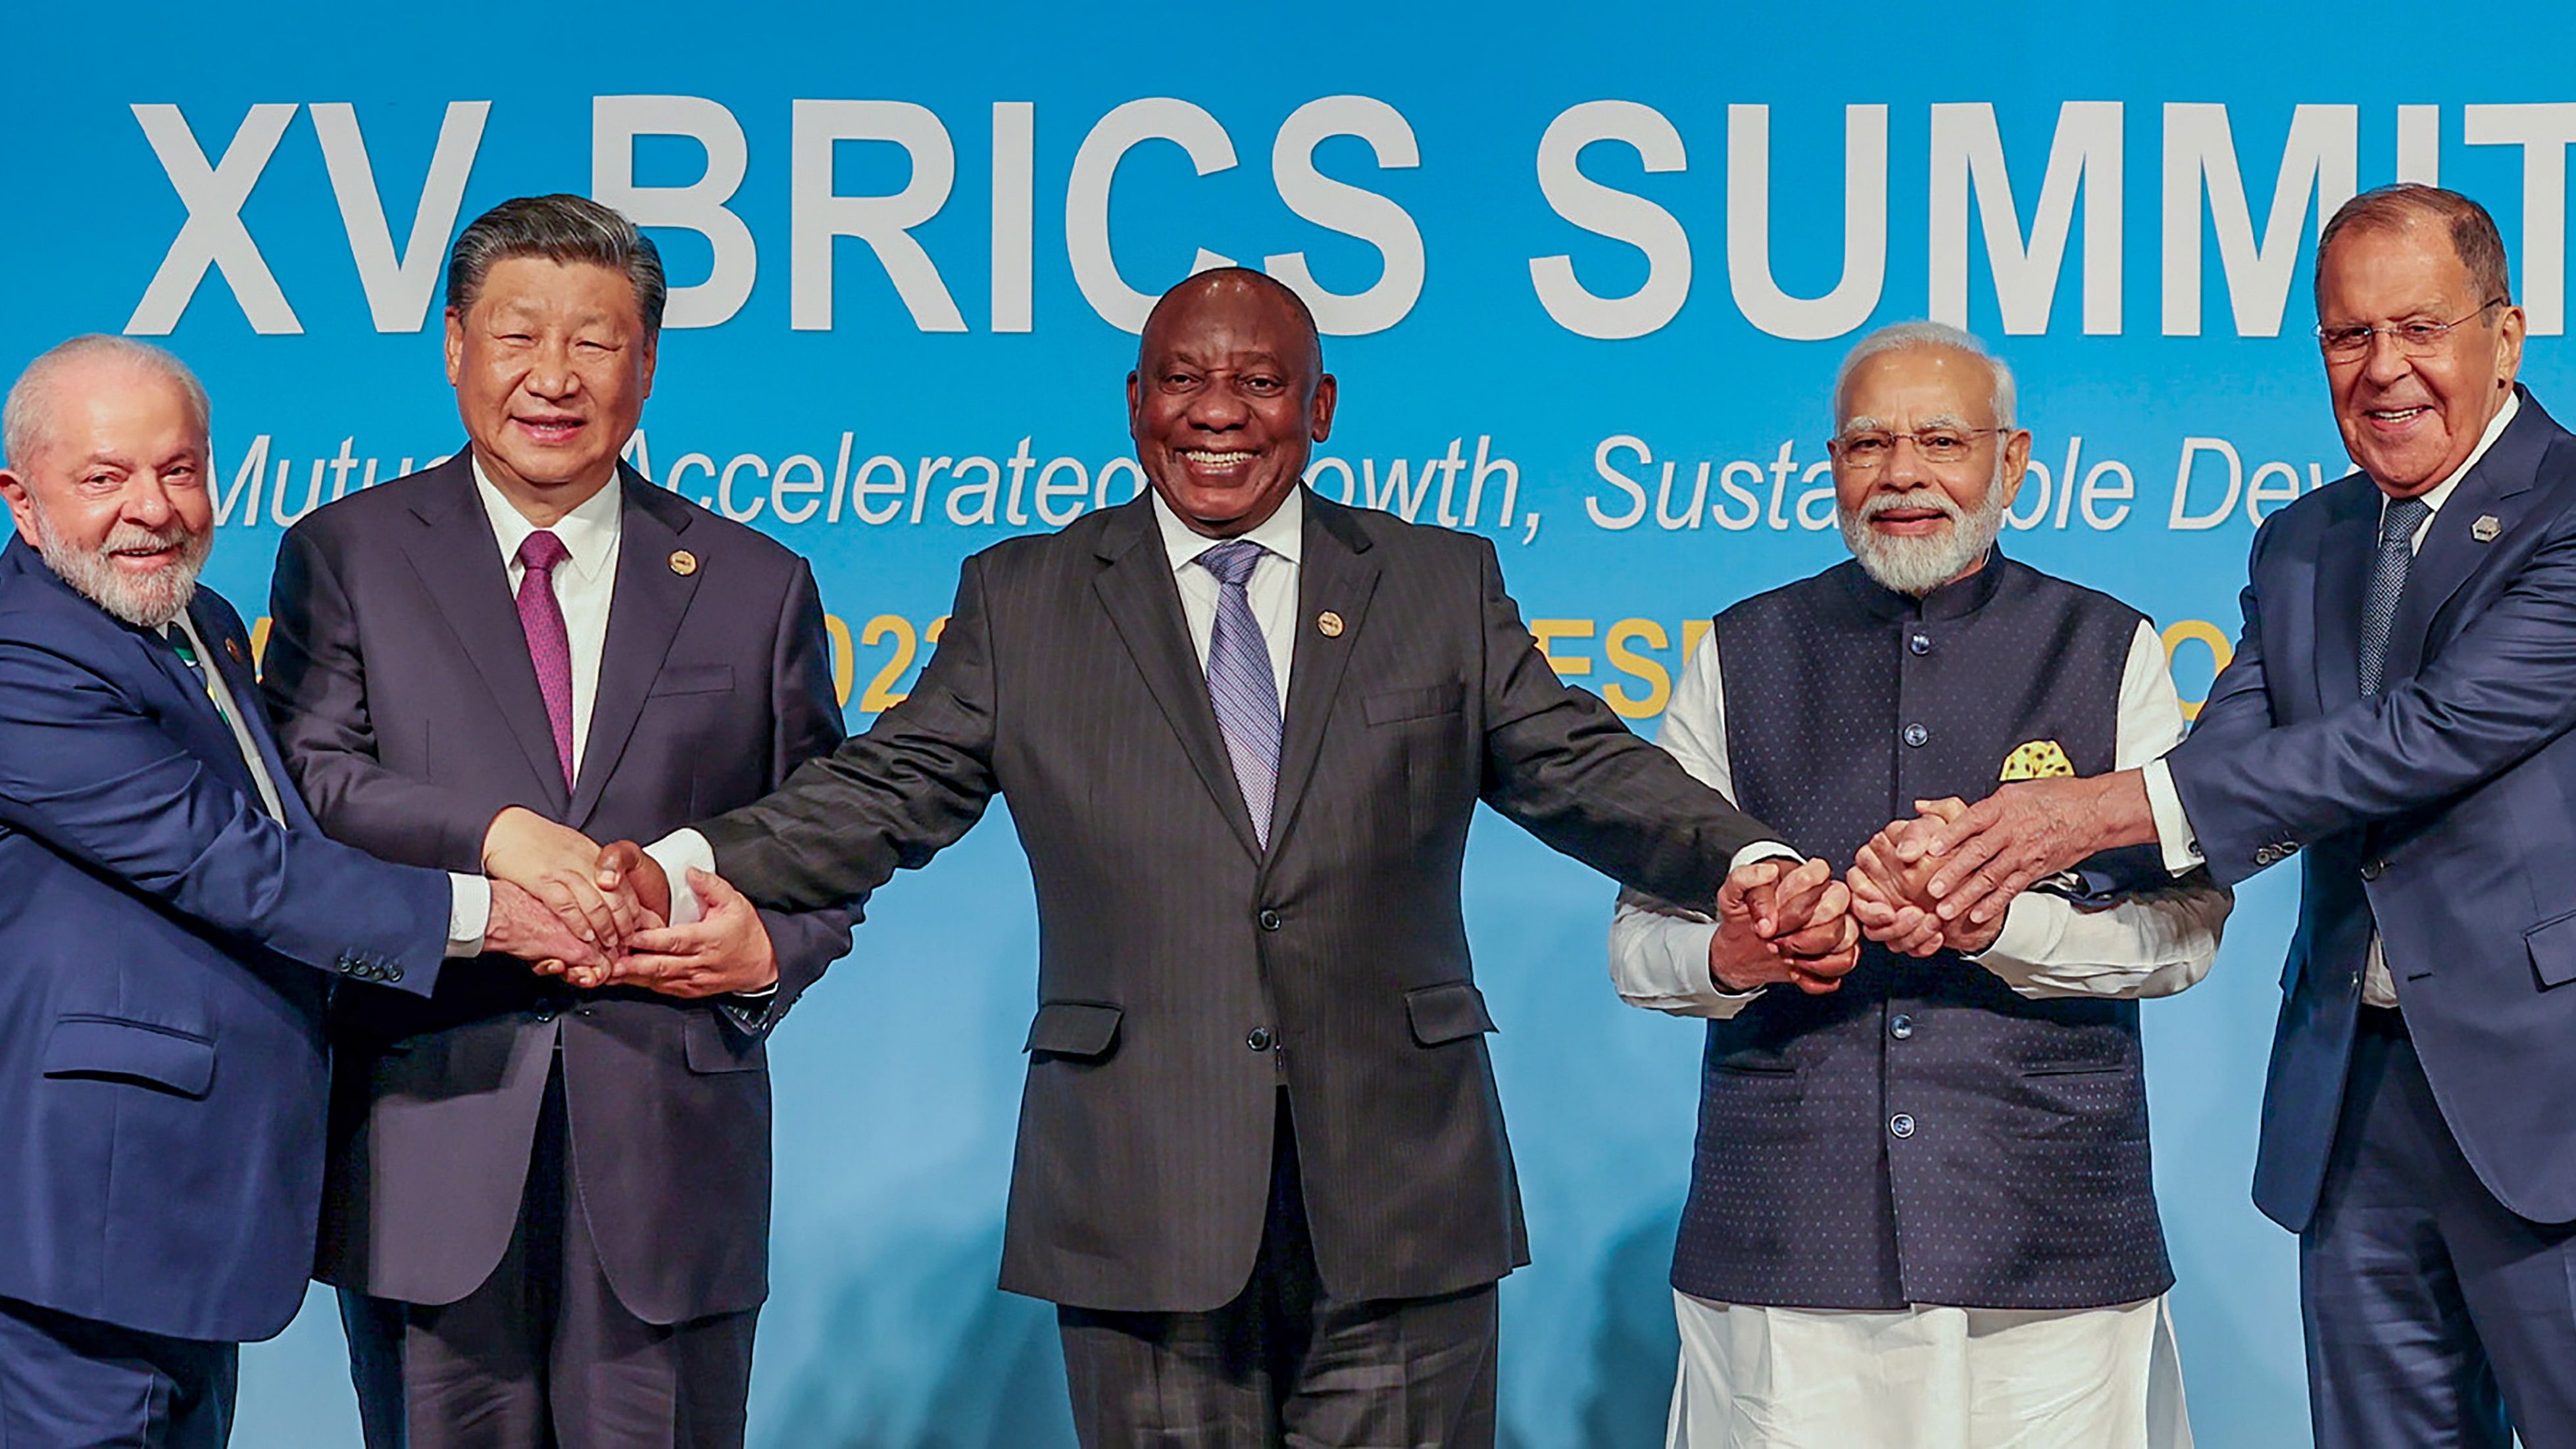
top-left (2371, 407), bottom-right (2428, 421)
top-left (1183, 450), bottom-right (1254, 464)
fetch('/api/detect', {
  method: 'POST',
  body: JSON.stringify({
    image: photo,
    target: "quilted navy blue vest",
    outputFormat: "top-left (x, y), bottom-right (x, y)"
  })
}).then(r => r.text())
top-left (1671, 553), bottom-right (2175, 1310)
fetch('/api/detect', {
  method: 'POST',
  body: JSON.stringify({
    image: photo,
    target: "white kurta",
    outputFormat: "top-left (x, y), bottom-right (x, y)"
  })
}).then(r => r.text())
top-left (1613, 618), bottom-right (2228, 1449)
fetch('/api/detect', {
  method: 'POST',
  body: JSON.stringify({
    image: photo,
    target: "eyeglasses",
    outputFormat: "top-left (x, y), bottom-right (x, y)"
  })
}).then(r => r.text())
top-left (2315, 298), bottom-right (2508, 360)
top-left (1830, 427), bottom-right (2008, 469)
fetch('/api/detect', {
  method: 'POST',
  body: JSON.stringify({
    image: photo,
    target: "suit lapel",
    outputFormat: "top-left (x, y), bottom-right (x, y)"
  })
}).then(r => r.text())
top-left (2310, 480), bottom-right (2378, 710)
top-left (566, 472), bottom-right (700, 830)
top-left (1091, 498), bottom-right (1263, 860)
top-left (2385, 394), bottom-right (2553, 685)
top-left (397, 455), bottom-right (570, 814)
top-left (1267, 496), bottom-right (1379, 856)
top-left (193, 600), bottom-right (315, 830)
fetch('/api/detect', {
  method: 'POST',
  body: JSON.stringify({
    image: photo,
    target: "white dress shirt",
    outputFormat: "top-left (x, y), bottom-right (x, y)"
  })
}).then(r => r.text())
top-left (164, 610), bottom-right (486, 954)
top-left (1611, 619), bottom-right (2232, 1018)
top-left (472, 458), bottom-right (624, 778)
top-left (1614, 604), bottom-right (2223, 1449)
top-left (2141, 391), bottom-right (2521, 1007)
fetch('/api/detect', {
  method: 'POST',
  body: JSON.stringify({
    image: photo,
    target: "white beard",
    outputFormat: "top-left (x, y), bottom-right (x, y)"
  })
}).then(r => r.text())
top-left (1838, 469), bottom-right (2010, 597)
top-left (27, 507), bottom-right (210, 629)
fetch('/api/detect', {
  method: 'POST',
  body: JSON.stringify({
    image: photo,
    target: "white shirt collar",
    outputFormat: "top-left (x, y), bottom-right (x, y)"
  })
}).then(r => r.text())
top-left (470, 454), bottom-right (623, 582)
top-left (2399, 389), bottom-right (2521, 519)
top-left (1150, 485), bottom-right (1305, 574)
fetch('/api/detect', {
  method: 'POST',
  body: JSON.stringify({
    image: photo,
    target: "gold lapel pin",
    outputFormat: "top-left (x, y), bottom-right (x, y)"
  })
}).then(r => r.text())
top-left (224, 637), bottom-right (245, 664)
top-left (1317, 610), bottom-right (1345, 638)
top-left (2471, 515), bottom-right (2502, 543)
top-left (668, 549), bottom-right (699, 576)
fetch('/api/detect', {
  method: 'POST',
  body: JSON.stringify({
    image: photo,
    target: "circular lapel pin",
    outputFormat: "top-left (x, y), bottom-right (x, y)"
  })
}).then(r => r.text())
top-left (668, 549), bottom-right (699, 576)
top-left (224, 637), bottom-right (246, 664)
top-left (1317, 610), bottom-right (1345, 638)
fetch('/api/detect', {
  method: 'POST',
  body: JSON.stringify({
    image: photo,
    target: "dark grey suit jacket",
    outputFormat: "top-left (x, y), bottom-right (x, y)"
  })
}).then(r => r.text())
top-left (697, 489), bottom-right (1775, 1312)
top-left (260, 456), bottom-right (853, 1323)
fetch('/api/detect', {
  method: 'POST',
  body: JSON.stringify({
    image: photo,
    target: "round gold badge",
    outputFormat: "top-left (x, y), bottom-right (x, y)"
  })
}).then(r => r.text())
top-left (1317, 610), bottom-right (1345, 638)
top-left (668, 549), bottom-right (699, 576)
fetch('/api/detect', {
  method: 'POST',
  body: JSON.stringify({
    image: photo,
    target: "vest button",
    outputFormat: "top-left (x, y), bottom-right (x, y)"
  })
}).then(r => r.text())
top-left (1258, 909), bottom-right (1283, 932)
top-left (1908, 632), bottom-right (1931, 656)
top-left (1247, 1027), bottom-right (1274, 1052)
top-left (1889, 1112), bottom-right (1917, 1139)
top-left (1902, 723), bottom-right (1929, 748)
top-left (1889, 1014), bottom-right (1914, 1041)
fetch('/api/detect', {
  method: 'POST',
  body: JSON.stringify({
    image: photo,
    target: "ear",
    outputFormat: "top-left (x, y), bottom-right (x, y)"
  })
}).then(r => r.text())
top-left (1309, 372), bottom-right (1338, 444)
top-left (637, 328), bottom-right (659, 402)
top-left (2496, 303), bottom-right (2527, 391)
top-left (1997, 428), bottom-right (2033, 506)
top-left (444, 307), bottom-right (468, 388)
top-left (0, 469), bottom-right (37, 537)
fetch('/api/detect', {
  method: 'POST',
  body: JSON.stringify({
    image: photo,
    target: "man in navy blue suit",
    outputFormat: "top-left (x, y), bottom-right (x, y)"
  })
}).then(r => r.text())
top-left (0, 336), bottom-right (599, 1447)
top-left (1885, 185), bottom-right (2576, 1446)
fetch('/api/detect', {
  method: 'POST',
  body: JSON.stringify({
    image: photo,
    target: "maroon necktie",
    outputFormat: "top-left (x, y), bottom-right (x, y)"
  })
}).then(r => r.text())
top-left (514, 530), bottom-right (576, 787)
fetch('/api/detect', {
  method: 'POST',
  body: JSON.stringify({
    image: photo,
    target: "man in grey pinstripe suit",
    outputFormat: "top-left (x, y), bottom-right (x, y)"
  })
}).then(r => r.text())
top-left (609, 270), bottom-right (1858, 1445)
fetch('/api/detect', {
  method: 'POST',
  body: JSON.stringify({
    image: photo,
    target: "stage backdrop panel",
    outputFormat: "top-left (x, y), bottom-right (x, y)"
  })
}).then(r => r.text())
top-left (6, 3), bottom-right (2571, 1442)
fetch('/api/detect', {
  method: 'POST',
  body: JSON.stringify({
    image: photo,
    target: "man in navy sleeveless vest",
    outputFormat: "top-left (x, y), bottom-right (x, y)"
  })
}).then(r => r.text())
top-left (1899, 187), bottom-right (2576, 1448)
top-left (1613, 323), bottom-right (2231, 1448)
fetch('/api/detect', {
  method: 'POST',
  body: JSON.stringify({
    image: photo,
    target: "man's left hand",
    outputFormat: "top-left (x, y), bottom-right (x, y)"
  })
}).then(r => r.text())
top-left (582, 867), bottom-right (778, 998)
top-left (1894, 772), bottom-right (2156, 928)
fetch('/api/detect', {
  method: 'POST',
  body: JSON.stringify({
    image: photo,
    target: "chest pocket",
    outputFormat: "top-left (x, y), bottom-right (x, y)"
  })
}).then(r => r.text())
top-left (651, 664), bottom-right (735, 697)
top-left (1363, 679), bottom-right (1464, 725)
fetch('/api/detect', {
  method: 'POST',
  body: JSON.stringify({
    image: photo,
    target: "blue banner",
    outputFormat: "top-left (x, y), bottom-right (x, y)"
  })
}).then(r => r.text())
top-left (7, 3), bottom-right (2573, 1441)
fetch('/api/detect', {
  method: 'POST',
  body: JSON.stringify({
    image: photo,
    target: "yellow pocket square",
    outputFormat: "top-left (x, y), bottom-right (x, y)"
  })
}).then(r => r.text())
top-left (2000, 739), bottom-right (2075, 781)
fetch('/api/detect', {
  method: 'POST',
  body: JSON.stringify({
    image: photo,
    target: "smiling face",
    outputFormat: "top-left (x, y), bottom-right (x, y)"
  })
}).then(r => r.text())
top-left (0, 356), bottom-right (214, 628)
top-left (1829, 345), bottom-right (2030, 595)
top-left (1127, 272), bottom-right (1337, 538)
top-left (2316, 219), bottom-right (2523, 497)
top-left (445, 255), bottom-right (656, 524)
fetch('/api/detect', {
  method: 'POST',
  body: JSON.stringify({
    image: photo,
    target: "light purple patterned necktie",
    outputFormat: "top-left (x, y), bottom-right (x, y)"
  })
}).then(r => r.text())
top-left (515, 529), bottom-right (576, 787)
top-left (1197, 539), bottom-right (1281, 847)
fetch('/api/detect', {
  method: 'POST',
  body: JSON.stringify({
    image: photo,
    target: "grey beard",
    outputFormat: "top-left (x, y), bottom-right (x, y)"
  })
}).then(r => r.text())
top-left (1839, 484), bottom-right (2009, 597)
top-left (28, 507), bottom-right (209, 630)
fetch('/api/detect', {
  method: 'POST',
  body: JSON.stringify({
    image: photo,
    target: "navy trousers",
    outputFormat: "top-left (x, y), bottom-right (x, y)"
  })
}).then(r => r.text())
top-left (0, 1296), bottom-right (235, 1448)
top-left (2303, 1008), bottom-right (2576, 1448)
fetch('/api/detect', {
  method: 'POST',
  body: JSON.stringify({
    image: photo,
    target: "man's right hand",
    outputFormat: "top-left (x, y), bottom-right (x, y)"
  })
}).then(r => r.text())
top-left (482, 806), bottom-right (639, 950)
top-left (1710, 856), bottom-right (1862, 995)
top-left (593, 840), bottom-right (672, 927)
top-left (483, 878), bottom-right (610, 974)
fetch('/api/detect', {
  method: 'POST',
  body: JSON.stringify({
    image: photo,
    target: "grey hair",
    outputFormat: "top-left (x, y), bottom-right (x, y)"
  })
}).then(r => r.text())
top-left (3, 335), bottom-right (211, 470)
top-left (445, 194), bottom-right (667, 333)
top-left (1831, 320), bottom-right (2016, 430)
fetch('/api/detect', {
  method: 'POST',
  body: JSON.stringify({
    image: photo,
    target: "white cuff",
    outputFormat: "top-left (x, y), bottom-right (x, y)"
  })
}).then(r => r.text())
top-left (645, 829), bottom-right (717, 926)
top-left (1968, 893), bottom-right (2068, 987)
top-left (447, 872), bottom-right (491, 957)
top-left (1729, 840), bottom-right (1804, 874)
top-left (2139, 758), bottom-right (2204, 877)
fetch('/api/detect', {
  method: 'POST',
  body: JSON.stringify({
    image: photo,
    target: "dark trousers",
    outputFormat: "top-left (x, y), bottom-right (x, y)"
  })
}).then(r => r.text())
top-left (341, 1059), bottom-right (758, 1449)
top-left (1058, 1094), bottom-right (1499, 1449)
top-left (2303, 1007), bottom-right (2576, 1449)
top-left (0, 1296), bottom-right (235, 1448)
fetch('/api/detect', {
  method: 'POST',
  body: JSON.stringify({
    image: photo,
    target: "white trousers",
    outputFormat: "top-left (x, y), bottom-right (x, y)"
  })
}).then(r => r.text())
top-left (1665, 1291), bottom-right (2192, 1449)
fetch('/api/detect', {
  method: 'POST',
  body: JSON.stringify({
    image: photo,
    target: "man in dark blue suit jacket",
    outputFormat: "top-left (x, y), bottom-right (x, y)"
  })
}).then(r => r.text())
top-left (1887, 185), bottom-right (2576, 1446)
top-left (0, 337), bottom-right (594, 1447)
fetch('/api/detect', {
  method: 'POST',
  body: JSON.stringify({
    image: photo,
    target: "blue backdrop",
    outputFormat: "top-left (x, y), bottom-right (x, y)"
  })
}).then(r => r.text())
top-left (6, 3), bottom-right (2572, 1442)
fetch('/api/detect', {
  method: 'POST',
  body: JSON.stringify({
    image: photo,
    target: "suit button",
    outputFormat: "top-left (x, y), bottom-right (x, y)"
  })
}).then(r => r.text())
top-left (1889, 1113), bottom-right (1917, 1139)
top-left (383, 965), bottom-right (404, 983)
top-left (1902, 723), bottom-right (1929, 748)
top-left (1889, 1014), bottom-right (1914, 1041)
top-left (1258, 909), bottom-right (1283, 932)
top-left (532, 1006), bottom-right (558, 1023)
top-left (1247, 1027), bottom-right (1274, 1052)
top-left (2254, 847), bottom-right (2278, 866)
top-left (1908, 632), bottom-right (1931, 656)
top-left (2360, 859), bottom-right (2386, 881)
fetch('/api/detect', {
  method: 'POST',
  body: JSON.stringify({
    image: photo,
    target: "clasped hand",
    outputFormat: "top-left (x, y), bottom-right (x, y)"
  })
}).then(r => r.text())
top-left (476, 808), bottom-right (775, 998)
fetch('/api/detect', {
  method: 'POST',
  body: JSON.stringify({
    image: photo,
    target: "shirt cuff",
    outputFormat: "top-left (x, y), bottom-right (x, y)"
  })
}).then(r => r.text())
top-left (447, 872), bottom-right (491, 958)
top-left (1729, 840), bottom-right (1804, 874)
top-left (645, 829), bottom-right (716, 926)
top-left (2138, 758), bottom-right (2205, 877)
top-left (1968, 893), bottom-right (2068, 978)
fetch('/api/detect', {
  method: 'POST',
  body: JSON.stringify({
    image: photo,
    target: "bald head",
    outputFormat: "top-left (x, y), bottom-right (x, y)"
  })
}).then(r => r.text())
top-left (3, 335), bottom-right (210, 474)
top-left (1138, 268), bottom-right (1322, 378)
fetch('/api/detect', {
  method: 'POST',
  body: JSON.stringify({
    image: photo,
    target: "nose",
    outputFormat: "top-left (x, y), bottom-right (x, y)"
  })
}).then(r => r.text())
top-left (122, 475), bottom-right (175, 529)
top-left (1185, 380), bottom-right (1249, 431)
top-left (2359, 330), bottom-right (2415, 389)
top-left (524, 337), bottom-right (579, 399)
top-left (1881, 434), bottom-right (1931, 487)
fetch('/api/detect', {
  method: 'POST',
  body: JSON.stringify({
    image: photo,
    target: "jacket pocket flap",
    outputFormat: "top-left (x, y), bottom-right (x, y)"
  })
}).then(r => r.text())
top-left (1024, 1001), bottom-right (1122, 1058)
top-left (1364, 680), bottom-right (1465, 725)
top-left (683, 1010), bottom-right (768, 1073)
top-left (42, 1016), bottom-right (215, 1097)
top-left (2527, 910), bottom-right (2576, 989)
top-left (651, 664), bottom-right (736, 697)
top-left (1404, 981), bottom-right (1496, 1046)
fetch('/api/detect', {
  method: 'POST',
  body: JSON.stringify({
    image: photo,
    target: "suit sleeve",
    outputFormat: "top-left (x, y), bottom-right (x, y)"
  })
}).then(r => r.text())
top-left (734, 559), bottom-right (860, 1030)
top-left (2167, 501), bottom-right (2576, 886)
top-left (261, 524), bottom-right (494, 872)
top-left (0, 625), bottom-right (452, 990)
top-left (698, 553), bottom-right (1002, 912)
top-left (1470, 537), bottom-right (1782, 906)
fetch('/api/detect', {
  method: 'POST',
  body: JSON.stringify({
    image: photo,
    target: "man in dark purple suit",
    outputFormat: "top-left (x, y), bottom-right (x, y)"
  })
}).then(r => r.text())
top-left (260, 195), bottom-right (853, 1448)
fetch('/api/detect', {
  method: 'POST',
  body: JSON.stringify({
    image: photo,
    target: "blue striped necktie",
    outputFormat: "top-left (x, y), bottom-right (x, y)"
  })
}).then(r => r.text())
top-left (1197, 539), bottom-right (1281, 847)
top-left (2358, 496), bottom-right (2432, 697)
